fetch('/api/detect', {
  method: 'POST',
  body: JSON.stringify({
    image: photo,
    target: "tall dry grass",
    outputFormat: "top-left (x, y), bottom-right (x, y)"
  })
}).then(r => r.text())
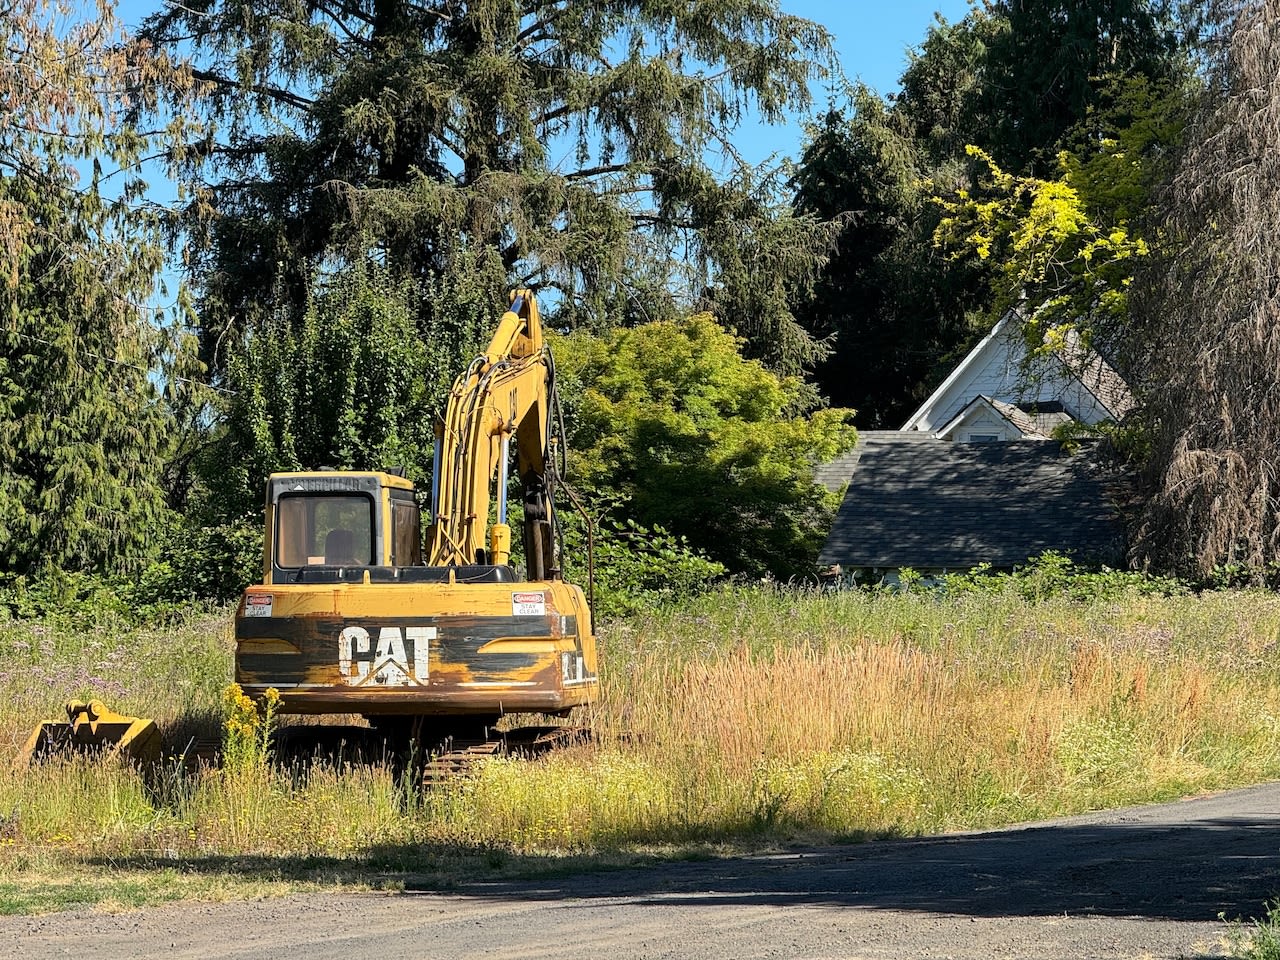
top-left (2, 584), bottom-right (1280, 872)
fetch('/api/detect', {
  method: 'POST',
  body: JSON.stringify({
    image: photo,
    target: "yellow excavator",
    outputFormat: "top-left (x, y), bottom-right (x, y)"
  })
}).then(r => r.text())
top-left (235, 289), bottom-right (598, 742)
top-left (18, 290), bottom-right (598, 766)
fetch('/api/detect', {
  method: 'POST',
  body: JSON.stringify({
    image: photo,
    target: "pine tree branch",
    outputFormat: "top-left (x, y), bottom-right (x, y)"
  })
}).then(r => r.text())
top-left (311, 0), bottom-right (374, 43)
top-left (189, 69), bottom-right (316, 112)
top-left (564, 162), bottom-right (636, 180)
top-left (312, 0), bottom-right (376, 28)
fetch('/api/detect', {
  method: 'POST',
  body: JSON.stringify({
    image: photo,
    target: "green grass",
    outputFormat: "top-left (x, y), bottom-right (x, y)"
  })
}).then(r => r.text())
top-left (3, 583), bottom-right (1280, 912)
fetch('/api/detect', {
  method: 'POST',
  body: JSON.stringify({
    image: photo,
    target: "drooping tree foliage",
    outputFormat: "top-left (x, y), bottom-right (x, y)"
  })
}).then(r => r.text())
top-left (144, 0), bottom-right (839, 378)
top-left (1132, 0), bottom-right (1280, 579)
top-left (0, 2), bottom-right (186, 575)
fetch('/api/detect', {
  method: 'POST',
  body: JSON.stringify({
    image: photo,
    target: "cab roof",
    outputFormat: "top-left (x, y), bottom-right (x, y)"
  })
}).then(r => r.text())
top-left (268, 470), bottom-right (415, 491)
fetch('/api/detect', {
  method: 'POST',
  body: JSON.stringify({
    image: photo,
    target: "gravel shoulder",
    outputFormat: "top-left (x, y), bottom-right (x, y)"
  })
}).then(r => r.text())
top-left (8, 783), bottom-right (1280, 959)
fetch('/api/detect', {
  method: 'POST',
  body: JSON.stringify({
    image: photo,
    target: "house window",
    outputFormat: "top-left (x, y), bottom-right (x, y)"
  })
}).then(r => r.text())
top-left (965, 433), bottom-right (1000, 442)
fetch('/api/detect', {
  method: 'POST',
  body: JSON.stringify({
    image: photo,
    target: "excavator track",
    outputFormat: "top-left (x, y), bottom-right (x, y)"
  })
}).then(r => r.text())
top-left (421, 725), bottom-right (590, 786)
top-left (263, 721), bottom-right (591, 786)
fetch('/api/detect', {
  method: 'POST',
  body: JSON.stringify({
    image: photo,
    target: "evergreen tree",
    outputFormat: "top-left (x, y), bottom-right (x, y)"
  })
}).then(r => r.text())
top-left (789, 88), bottom-right (986, 426)
top-left (0, 2), bottom-right (183, 575)
top-left (144, 0), bottom-right (837, 377)
top-left (893, 11), bottom-right (999, 170)
top-left (980, 0), bottom-right (1184, 173)
top-left (211, 263), bottom-right (450, 520)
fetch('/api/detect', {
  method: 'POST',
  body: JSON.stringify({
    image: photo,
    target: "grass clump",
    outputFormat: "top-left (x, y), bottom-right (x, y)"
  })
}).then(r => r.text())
top-left (1227, 901), bottom-right (1280, 959)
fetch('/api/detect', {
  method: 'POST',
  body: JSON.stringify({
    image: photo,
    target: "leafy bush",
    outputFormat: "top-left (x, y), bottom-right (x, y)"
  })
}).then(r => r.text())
top-left (553, 315), bottom-right (856, 580)
top-left (0, 569), bottom-right (136, 626)
top-left (939, 551), bottom-right (1186, 602)
top-left (132, 513), bottom-right (263, 606)
top-left (0, 512), bottom-right (261, 626)
top-left (558, 506), bottom-right (726, 618)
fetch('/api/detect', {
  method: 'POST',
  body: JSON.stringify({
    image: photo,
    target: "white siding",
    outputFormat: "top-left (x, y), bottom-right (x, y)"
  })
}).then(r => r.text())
top-left (903, 316), bottom-right (1117, 432)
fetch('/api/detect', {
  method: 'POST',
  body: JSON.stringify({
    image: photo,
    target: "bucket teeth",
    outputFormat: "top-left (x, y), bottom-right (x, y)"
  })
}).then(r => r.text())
top-left (13, 700), bottom-right (160, 769)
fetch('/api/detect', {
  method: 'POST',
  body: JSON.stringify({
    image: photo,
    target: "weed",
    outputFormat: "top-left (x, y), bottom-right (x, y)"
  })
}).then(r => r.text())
top-left (1226, 901), bottom-right (1280, 959)
top-left (2, 586), bottom-right (1280, 911)
top-left (221, 684), bottom-right (279, 771)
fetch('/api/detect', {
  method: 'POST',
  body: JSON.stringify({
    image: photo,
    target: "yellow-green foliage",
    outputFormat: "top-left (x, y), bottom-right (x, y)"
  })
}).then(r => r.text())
top-left (2, 586), bottom-right (1280, 890)
top-left (934, 144), bottom-right (1148, 347)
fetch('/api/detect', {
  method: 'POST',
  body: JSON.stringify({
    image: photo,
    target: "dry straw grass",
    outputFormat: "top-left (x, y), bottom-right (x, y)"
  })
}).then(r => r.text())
top-left (2, 583), bottom-right (1280, 910)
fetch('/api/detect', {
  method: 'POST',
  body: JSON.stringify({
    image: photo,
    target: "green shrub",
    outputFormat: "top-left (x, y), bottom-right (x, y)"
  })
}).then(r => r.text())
top-left (132, 513), bottom-right (262, 607)
top-left (0, 513), bottom-right (261, 626)
top-left (559, 507), bottom-right (726, 618)
top-left (940, 551), bottom-right (1187, 602)
top-left (552, 315), bottom-right (857, 580)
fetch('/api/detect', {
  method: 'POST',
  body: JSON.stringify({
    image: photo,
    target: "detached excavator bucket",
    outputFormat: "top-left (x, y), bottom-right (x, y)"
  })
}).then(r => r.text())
top-left (13, 700), bottom-right (161, 769)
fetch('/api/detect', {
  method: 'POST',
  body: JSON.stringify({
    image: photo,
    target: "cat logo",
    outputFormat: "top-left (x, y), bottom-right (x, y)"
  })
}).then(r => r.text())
top-left (338, 625), bottom-right (435, 686)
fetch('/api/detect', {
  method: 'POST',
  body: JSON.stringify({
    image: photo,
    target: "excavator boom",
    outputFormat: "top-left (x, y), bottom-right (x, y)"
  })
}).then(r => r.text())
top-left (429, 291), bottom-right (556, 575)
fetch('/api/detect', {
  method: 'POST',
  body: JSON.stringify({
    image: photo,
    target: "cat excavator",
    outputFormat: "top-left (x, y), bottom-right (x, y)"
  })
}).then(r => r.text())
top-left (234, 289), bottom-right (598, 739)
top-left (17, 290), bottom-right (598, 767)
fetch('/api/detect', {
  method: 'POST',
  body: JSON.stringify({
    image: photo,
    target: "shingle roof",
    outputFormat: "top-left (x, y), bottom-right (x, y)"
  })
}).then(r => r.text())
top-left (814, 430), bottom-right (939, 492)
top-left (819, 435), bottom-right (1124, 569)
top-left (986, 397), bottom-right (1048, 437)
top-left (1059, 331), bottom-right (1134, 420)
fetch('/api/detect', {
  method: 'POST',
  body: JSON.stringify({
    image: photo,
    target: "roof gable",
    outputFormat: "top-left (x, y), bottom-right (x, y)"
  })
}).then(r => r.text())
top-left (901, 314), bottom-right (1132, 432)
top-left (936, 395), bottom-right (1052, 441)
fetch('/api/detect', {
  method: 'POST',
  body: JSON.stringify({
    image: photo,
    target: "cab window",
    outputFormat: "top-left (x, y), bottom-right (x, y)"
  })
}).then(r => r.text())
top-left (276, 495), bottom-right (374, 567)
top-left (391, 499), bottom-right (422, 566)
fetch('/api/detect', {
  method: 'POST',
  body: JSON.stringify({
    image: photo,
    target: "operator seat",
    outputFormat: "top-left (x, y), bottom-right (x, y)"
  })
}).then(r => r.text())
top-left (324, 528), bottom-right (358, 565)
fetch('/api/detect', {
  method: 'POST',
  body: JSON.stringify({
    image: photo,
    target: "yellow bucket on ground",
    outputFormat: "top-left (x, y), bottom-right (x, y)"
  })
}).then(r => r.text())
top-left (13, 700), bottom-right (161, 769)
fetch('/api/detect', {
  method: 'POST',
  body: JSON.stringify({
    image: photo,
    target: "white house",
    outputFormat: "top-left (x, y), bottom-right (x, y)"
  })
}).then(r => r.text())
top-left (816, 313), bottom-right (1133, 579)
top-left (901, 313), bottom-right (1132, 441)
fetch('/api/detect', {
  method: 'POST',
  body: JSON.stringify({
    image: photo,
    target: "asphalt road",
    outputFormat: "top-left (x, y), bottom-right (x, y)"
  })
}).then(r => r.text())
top-left (7, 782), bottom-right (1280, 959)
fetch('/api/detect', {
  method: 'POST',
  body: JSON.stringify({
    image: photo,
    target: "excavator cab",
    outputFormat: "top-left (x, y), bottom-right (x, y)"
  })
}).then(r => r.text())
top-left (264, 472), bottom-right (420, 583)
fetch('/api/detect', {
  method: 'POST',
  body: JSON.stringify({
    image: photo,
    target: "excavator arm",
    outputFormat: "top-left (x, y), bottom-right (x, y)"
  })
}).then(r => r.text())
top-left (427, 290), bottom-right (560, 577)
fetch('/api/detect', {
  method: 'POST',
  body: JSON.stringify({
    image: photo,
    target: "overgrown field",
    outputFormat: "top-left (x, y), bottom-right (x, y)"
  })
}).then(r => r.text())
top-left (3, 583), bottom-right (1280, 912)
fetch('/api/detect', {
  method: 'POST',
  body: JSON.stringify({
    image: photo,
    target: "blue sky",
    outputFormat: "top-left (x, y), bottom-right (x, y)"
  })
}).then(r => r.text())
top-left (734, 0), bottom-right (974, 165)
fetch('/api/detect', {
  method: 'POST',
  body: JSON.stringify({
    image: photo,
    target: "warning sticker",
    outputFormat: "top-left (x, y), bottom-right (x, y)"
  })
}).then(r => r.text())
top-left (511, 591), bottom-right (547, 617)
top-left (244, 594), bottom-right (274, 618)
